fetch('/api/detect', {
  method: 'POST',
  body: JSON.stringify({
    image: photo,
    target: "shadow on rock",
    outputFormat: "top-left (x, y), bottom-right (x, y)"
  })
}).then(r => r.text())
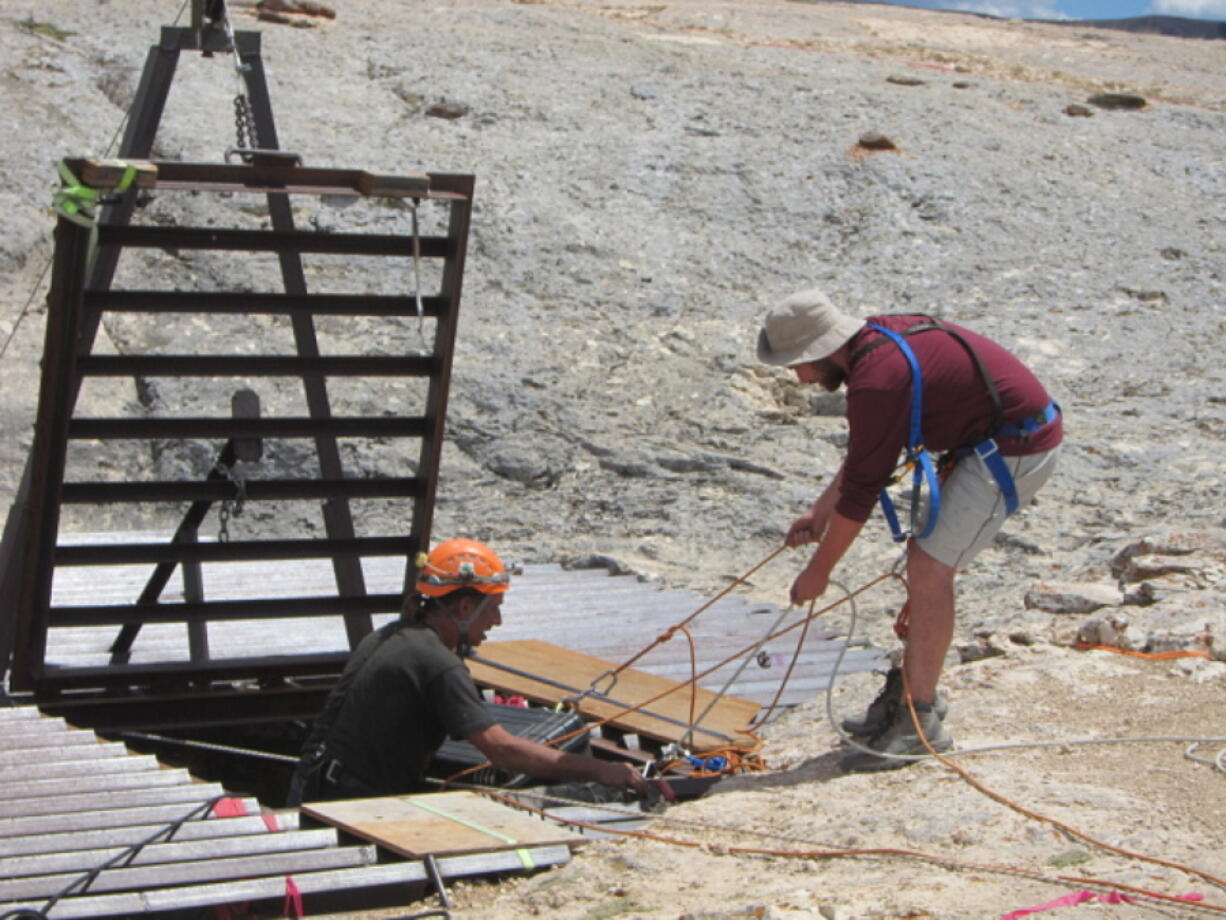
top-left (710, 750), bottom-right (846, 792)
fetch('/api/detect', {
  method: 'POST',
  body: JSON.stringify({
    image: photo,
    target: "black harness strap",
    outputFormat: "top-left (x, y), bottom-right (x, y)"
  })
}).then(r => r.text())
top-left (288, 619), bottom-right (405, 804)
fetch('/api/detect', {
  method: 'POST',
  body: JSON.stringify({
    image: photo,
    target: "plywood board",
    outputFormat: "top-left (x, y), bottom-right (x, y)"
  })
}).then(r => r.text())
top-left (467, 640), bottom-right (759, 752)
top-left (302, 791), bottom-right (583, 858)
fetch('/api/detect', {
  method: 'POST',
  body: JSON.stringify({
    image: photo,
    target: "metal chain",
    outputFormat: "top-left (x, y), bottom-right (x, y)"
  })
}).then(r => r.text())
top-left (233, 93), bottom-right (258, 161)
top-left (214, 461), bottom-right (246, 543)
top-left (221, 0), bottom-right (258, 161)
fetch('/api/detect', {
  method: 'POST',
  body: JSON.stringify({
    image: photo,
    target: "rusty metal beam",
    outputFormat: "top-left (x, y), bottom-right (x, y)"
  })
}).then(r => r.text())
top-left (8, 218), bottom-right (94, 692)
top-left (0, 25), bottom-right (475, 737)
top-left (68, 416), bottom-right (429, 440)
top-left (94, 224), bottom-right (452, 257)
top-left (55, 537), bottom-right (412, 566)
top-left (85, 290), bottom-right (448, 316)
top-left (238, 33), bottom-right (373, 649)
top-left (77, 355), bottom-right (436, 377)
top-left (61, 478), bottom-right (422, 504)
top-left (403, 171), bottom-right (475, 595)
top-left (31, 653), bottom-right (347, 691)
top-left (106, 438), bottom-right (240, 664)
top-left (34, 679), bottom-right (337, 729)
top-left (52, 594), bottom-right (402, 626)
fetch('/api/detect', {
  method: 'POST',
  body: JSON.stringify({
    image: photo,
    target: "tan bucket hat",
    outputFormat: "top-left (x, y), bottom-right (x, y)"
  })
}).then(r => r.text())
top-left (757, 288), bottom-right (864, 366)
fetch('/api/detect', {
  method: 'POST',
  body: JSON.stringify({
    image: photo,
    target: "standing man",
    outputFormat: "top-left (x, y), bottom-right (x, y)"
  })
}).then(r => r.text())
top-left (756, 289), bottom-right (1062, 771)
top-left (289, 538), bottom-right (649, 802)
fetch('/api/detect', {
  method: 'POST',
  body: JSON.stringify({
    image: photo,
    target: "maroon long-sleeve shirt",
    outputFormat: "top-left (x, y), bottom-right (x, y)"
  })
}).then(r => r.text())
top-left (836, 315), bottom-right (1063, 523)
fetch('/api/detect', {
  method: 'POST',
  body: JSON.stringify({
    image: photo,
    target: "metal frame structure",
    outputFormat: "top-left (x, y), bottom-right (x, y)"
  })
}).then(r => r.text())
top-left (0, 10), bottom-right (474, 732)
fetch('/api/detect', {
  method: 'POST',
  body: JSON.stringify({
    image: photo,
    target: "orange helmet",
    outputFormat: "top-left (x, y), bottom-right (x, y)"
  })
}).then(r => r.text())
top-left (414, 538), bottom-right (510, 598)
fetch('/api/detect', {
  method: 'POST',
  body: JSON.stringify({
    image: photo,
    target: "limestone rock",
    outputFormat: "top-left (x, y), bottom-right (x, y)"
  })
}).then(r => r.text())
top-left (1024, 581), bottom-right (1123, 614)
top-left (856, 132), bottom-right (898, 151)
top-left (426, 101), bottom-right (469, 119)
top-left (1087, 92), bottom-right (1147, 110)
top-left (1076, 614), bottom-right (1148, 651)
top-left (1110, 532), bottom-right (1226, 588)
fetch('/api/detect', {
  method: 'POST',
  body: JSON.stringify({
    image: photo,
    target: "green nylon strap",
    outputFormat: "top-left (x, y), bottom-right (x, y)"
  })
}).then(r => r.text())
top-left (404, 796), bottom-right (536, 871)
top-left (53, 160), bottom-right (99, 227)
top-left (53, 160), bottom-right (139, 227)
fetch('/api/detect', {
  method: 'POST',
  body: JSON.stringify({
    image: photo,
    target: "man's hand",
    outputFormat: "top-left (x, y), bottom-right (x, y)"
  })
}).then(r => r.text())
top-left (597, 761), bottom-right (650, 796)
top-left (786, 468), bottom-right (843, 547)
top-left (790, 561), bottom-right (830, 606)
top-left (785, 508), bottom-right (827, 547)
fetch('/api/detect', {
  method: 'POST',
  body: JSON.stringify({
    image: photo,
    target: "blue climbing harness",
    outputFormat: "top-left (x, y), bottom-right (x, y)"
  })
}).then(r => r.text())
top-left (867, 324), bottom-right (942, 542)
top-left (863, 320), bottom-right (1058, 543)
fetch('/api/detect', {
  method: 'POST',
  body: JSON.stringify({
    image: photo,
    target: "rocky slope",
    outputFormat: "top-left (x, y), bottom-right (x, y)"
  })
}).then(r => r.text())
top-left (1, 1), bottom-right (1224, 917)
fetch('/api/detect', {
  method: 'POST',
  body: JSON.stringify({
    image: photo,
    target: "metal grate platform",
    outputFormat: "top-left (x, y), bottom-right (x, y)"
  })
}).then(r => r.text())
top-left (0, 705), bottom-right (582, 919)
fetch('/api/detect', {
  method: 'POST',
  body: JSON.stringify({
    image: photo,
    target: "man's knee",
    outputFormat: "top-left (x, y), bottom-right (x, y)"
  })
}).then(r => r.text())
top-left (907, 541), bottom-right (955, 588)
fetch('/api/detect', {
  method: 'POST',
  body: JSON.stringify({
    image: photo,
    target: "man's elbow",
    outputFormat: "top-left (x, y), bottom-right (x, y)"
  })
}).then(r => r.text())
top-left (468, 725), bottom-right (532, 771)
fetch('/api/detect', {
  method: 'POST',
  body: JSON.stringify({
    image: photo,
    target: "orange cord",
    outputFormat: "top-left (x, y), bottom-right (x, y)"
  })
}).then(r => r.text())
top-left (896, 668), bottom-right (1226, 893)
top-left (613, 545), bottom-right (789, 675)
top-left (476, 784), bottom-right (1226, 915)
top-left (1074, 641), bottom-right (1210, 660)
top-left (444, 553), bottom-right (900, 787)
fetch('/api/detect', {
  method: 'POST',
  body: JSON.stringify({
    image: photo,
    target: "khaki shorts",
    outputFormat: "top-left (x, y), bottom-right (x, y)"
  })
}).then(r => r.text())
top-left (915, 445), bottom-right (1061, 569)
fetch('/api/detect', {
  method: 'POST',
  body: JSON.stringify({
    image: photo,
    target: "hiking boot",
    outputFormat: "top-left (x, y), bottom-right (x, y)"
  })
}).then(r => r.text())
top-left (839, 701), bottom-right (953, 773)
top-left (840, 667), bottom-right (949, 737)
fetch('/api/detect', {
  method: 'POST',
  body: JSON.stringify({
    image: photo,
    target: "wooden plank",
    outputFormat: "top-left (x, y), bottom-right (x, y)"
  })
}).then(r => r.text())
top-left (302, 791), bottom-right (583, 859)
top-left (79, 158), bottom-right (159, 189)
top-left (467, 640), bottom-right (760, 752)
top-left (357, 170), bottom-right (431, 196)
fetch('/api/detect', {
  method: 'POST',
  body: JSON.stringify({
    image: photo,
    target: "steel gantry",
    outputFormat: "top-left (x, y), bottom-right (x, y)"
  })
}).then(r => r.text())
top-left (0, 3), bottom-right (475, 733)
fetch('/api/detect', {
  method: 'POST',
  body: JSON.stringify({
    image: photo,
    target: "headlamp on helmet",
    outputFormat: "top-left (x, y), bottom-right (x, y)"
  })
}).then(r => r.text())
top-left (414, 538), bottom-right (510, 598)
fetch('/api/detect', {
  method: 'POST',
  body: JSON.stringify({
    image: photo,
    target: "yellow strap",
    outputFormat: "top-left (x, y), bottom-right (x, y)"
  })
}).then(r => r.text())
top-left (405, 797), bottom-right (536, 870)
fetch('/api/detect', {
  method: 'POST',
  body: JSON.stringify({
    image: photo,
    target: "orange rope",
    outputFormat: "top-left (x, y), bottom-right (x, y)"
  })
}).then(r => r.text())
top-left (476, 785), bottom-right (1226, 915)
top-left (896, 670), bottom-right (1226, 892)
top-left (1074, 641), bottom-right (1210, 660)
top-left (553, 571), bottom-right (897, 748)
top-left (611, 544), bottom-right (789, 676)
top-left (450, 547), bottom-right (1224, 905)
top-left (444, 554), bottom-right (899, 786)
top-left (658, 743), bottom-right (768, 778)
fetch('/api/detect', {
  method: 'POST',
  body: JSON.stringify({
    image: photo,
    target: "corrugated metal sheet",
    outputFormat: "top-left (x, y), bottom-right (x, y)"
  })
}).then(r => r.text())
top-left (46, 535), bottom-right (887, 711)
top-left (0, 705), bottom-right (584, 918)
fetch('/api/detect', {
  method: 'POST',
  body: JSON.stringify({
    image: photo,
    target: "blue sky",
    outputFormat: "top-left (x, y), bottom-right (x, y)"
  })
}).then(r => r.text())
top-left (881, 0), bottom-right (1226, 21)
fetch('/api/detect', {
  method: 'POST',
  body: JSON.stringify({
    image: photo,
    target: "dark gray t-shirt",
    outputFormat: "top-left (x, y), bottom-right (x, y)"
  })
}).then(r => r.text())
top-left (322, 622), bottom-right (495, 795)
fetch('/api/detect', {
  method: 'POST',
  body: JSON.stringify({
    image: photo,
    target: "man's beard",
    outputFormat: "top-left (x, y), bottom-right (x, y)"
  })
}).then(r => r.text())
top-left (815, 360), bottom-right (846, 392)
